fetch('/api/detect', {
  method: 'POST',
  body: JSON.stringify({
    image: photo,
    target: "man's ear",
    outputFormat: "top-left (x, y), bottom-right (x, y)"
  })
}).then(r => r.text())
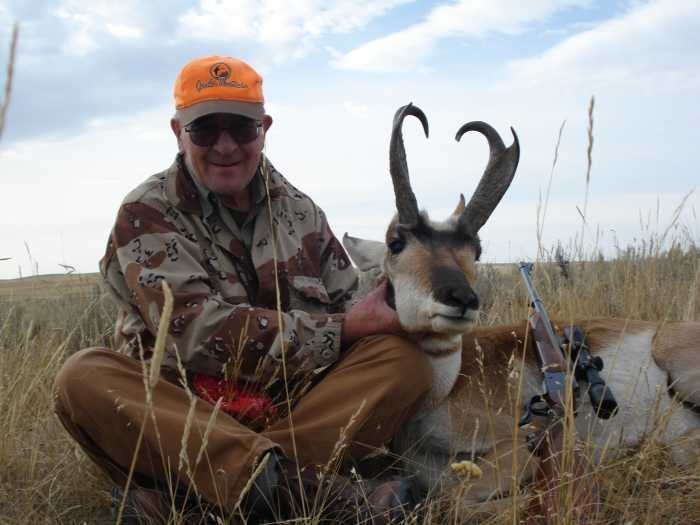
top-left (342, 234), bottom-right (386, 271)
top-left (170, 118), bottom-right (184, 151)
top-left (262, 114), bottom-right (273, 132)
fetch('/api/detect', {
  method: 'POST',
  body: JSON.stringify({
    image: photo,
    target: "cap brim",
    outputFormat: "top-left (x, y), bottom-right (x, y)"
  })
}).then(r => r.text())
top-left (176, 99), bottom-right (265, 125)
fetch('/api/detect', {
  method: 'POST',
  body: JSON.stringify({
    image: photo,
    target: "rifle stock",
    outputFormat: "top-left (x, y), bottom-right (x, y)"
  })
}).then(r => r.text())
top-left (525, 421), bottom-right (601, 525)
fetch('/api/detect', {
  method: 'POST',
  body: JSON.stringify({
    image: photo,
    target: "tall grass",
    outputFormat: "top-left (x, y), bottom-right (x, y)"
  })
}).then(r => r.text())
top-left (0, 292), bottom-right (116, 524)
top-left (1, 236), bottom-right (698, 524)
top-left (475, 239), bottom-right (700, 326)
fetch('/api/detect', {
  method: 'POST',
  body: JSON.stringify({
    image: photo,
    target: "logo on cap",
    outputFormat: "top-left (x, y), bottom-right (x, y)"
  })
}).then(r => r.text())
top-left (196, 62), bottom-right (248, 92)
top-left (210, 62), bottom-right (232, 81)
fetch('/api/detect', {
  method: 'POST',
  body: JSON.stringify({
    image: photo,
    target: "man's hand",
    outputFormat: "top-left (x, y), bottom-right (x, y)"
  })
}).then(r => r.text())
top-left (341, 280), bottom-right (404, 346)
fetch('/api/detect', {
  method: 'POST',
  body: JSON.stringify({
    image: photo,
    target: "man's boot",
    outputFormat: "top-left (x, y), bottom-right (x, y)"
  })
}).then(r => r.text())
top-left (110, 485), bottom-right (220, 524)
top-left (245, 450), bottom-right (421, 523)
top-left (110, 486), bottom-right (171, 524)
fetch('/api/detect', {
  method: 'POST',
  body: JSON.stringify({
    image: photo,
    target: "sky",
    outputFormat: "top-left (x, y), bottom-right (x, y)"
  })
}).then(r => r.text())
top-left (0, 0), bottom-right (698, 279)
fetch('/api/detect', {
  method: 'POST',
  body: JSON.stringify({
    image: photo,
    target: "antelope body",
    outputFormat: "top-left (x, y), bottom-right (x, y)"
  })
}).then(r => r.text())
top-left (344, 104), bottom-right (700, 507)
top-left (432, 319), bottom-right (700, 505)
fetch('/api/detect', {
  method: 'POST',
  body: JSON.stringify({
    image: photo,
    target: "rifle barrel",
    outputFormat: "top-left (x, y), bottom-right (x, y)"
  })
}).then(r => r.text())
top-left (519, 262), bottom-right (560, 348)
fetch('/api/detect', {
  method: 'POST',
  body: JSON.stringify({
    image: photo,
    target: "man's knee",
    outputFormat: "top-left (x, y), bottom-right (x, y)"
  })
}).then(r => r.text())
top-left (352, 334), bottom-right (433, 396)
top-left (53, 347), bottom-right (118, 419)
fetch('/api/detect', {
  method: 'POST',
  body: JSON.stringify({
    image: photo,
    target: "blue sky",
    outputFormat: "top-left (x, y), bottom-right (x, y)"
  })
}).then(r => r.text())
top-left (0, 0), bottom-right (698, 278)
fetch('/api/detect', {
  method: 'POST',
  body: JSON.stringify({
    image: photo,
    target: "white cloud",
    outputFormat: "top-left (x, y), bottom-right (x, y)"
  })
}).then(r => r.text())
top-left (51, 0), bottom-right (147, 55)
top-left (302, 0), bottom-right (412, 35)
top-left (333, 0), bottom-right (590, 72)
top-left (177, 0), bottom-right (412, 61)
top-left (334, 25), bottom-right (434, 73)
top-left (53, 7), bottom-right (98, 56)
top-left (178, 1), bottom-right (259, 41)
top-left (0, 4), bottom-right (11, 24)
top-left (506, 0), bottom-right (700, 89)
top-left (106, 23), bottom-right (143, 40)
top-left (343, 100), bottom-right (369, 117)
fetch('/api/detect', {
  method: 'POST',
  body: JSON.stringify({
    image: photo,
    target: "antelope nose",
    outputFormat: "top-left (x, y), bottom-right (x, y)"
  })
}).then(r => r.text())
top-left (437, 286), bottom-right (479, 312)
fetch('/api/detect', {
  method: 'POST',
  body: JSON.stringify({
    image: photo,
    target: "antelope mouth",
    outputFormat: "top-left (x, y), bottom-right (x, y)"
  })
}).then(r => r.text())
top-left (430, 304), bottom-right (478, 323)
top-left (430, 309), bottom-right (477, 333)
top-left (433, 312), bottom-right (474, 321)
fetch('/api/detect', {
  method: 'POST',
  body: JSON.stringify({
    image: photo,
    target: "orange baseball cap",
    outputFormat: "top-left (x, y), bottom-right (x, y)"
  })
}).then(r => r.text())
top-left (174, 56), bottom-right (265, 125)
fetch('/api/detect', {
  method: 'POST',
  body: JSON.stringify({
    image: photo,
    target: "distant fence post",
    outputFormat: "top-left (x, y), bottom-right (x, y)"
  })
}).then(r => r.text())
top-left (0, 23), bottom-right (19, 141)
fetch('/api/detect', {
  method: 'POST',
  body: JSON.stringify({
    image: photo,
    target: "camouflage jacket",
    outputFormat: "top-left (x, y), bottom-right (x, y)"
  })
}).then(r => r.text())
top-left (100, 154), bottom-right (358, 387)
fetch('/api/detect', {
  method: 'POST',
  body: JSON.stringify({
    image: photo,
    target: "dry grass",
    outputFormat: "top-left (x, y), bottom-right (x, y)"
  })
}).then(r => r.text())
top-left (0, 22), bottom-right (18, 140)
top-left (475, 241), bottom-right (700, 326)
top-left (1, 238), bottom-right (698, 524)
top-left (0, 291), bottom-right (116, 524)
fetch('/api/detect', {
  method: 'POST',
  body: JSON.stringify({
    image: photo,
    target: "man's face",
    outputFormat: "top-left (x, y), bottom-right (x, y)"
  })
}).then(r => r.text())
top-left (171, 113), bottom-right (273, 199)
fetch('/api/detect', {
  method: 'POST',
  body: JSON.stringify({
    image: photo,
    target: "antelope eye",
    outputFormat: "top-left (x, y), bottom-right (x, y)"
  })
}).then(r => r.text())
top-left (388, 238), bottom-right (405, 254)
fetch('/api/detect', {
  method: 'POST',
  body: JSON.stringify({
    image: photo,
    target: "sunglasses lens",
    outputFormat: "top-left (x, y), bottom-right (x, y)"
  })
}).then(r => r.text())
top-left (188, 125), bottom-right (220, 147)
top-left (187, 117), bottom-right (260, 147)
top-left (232, 121), bottom-right (260, 144)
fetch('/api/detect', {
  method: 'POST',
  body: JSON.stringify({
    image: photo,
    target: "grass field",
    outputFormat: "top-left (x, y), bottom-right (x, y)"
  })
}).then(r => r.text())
top-left (1, 239), bottom-right (698, 524)
top-left (0, 273), bottom-right (101, 300)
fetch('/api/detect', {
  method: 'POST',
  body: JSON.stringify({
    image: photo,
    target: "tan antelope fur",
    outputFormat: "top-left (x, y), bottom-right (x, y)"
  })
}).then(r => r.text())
top-left (343, 104), bottom-right (700, 507)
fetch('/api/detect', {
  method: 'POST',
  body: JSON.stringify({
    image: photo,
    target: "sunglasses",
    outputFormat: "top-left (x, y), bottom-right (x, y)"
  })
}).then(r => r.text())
top-left (184, 116), bottom-right (262, 147)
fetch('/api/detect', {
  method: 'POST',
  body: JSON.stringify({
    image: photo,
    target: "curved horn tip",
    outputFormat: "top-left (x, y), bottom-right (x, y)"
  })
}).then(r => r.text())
top-left (454, 120), bottom-right (485, 142)
top-left (510, 126), bottom-right (519, 147)
top-left (454, 125), bottom-right (465, 142)
top-left (395, 103), bottom-right (429, 138)
top-left (508, 127), bottom-right (520, 163)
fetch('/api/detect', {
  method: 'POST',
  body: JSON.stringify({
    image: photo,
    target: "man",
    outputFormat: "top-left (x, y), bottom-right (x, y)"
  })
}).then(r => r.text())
top-left (53, 56), bottom-right (432, 523)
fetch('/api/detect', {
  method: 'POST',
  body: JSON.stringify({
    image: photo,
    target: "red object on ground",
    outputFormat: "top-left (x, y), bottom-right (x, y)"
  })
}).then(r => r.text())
top-left (192, 373), bottom-right (278, 426)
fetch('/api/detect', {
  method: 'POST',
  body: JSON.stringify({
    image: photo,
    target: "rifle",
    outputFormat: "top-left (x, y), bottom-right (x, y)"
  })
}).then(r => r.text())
top-left (518, 263), bottom-right (618, 423)
top-left (518, 262), bottom-right (578, 429)
top-left (518, 262), bottom-right (601, 525)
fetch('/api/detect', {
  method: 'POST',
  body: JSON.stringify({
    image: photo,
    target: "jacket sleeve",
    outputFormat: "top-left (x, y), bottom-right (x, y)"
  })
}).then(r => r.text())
top-left (103, 201), bottom-right (346, 384)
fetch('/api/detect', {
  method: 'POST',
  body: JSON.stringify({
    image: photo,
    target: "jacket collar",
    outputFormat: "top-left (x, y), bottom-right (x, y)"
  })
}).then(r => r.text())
top-left (165, 153), bottom-right (203, 215)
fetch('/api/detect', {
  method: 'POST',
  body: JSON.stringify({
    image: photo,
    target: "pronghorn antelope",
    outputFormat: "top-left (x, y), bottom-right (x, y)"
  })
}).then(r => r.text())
top-left (346, 103), bottom-right (520, 414)
top-left (344, 104), bottom-right (700, 507)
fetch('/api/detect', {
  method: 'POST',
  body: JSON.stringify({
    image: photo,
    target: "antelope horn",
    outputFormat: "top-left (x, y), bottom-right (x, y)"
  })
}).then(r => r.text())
top-left (455, 121), bottom-right (520, 234)
top-left (390, 103), bottom-right (429, 226)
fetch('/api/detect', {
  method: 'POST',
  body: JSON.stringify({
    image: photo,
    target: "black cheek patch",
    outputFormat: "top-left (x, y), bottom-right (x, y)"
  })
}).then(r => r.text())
top-left (472, 238), bottom-right (482, 261)
top-left (386, 280), bottom-right (397, 310)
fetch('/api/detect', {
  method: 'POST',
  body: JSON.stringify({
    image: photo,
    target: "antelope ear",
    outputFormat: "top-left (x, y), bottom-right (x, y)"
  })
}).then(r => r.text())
top-left (342, 233), bottom-right (386, 271)
top-left (451, 193), bottom-right (466, 218)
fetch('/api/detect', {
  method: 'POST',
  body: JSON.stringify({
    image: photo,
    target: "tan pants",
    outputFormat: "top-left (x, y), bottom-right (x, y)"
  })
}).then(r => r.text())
top-left (53, 335), bottom-right (432, 510)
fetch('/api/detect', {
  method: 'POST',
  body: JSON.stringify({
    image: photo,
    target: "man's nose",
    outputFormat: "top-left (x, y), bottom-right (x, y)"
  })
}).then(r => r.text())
top-left (212, 129), bottom-right (239, 151)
